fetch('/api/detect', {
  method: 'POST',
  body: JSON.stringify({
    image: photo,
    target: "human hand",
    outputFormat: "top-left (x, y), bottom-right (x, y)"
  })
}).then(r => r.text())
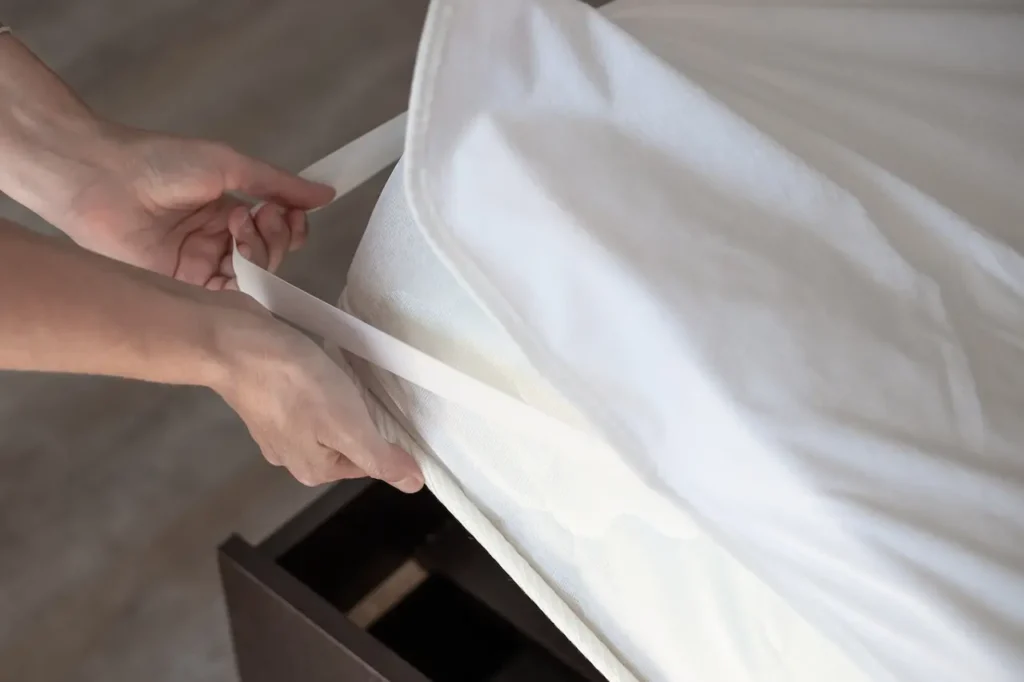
top-left (0, 36), bottom-right (414, 491)
top-left (61, 124), bottom-right (418, 490)
top-left (0, 37), bottom-right (332, 287)
top-left (56, 123), bottom-right (335, 289)
top-left (211, 293), bottom-right (423, 491)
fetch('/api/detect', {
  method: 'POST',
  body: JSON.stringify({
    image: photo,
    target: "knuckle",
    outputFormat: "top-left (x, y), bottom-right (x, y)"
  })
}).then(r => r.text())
top-left (255, 439), bottom-right (280, 466)
top-left (293, 470), bottom-right (320, 487)
top-left (255, 204), bottom-right (279, 226)
top-left (297, 450), bottom-right (345, 488)
top-left (314, 455), bottom-right (347, 483)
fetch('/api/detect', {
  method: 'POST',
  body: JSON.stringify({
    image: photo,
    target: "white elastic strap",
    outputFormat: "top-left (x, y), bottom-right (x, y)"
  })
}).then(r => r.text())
top-left (232, 116), bottom-right (637, 682)
top-left (303, 112), bottom-right (409, 203)
top-left (248, 112), bottom-right (407, 219)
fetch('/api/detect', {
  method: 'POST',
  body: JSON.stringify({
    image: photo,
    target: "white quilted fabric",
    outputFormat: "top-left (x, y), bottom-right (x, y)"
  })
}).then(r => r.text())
top-left (320, 0), bottom-right (1024, 679)
top-left (343, 161), bottom-right (866, 682)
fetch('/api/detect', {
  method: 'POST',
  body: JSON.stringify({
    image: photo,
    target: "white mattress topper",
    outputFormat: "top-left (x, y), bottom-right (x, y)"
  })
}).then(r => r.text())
top-left (346, 157), bottom-right (867, 681)
top-left (237, 0), bottom-right (1024, 679)
top-left (392, 0), bottom-right (1024, 680)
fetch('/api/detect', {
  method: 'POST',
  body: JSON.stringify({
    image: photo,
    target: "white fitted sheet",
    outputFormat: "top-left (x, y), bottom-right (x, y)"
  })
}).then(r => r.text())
top-left (235, 0), bottom-right (1024, 679)
top-left (343, 160), bottom-right (867, 682)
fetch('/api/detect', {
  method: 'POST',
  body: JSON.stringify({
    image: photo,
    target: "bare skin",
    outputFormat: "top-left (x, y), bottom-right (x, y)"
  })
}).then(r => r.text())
top-left (0, 33), bottom-right (422, 492)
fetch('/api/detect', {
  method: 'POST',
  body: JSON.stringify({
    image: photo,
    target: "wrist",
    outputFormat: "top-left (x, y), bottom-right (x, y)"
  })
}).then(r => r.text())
top-left (0, 109), bottom-right (122, 228)
top-left (0, 36), bottom-right (125, 232)
top-left (198, 292), bottom-right (301, 399)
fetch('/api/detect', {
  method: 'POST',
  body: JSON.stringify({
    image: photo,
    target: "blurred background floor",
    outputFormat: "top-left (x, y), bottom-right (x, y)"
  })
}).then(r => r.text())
top-left (0, 2), bottom-right (428, 680)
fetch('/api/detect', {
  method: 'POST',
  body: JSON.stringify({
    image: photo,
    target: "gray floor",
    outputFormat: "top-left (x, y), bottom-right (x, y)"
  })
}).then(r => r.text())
top-left (0, 2), bottom-right (428, 680)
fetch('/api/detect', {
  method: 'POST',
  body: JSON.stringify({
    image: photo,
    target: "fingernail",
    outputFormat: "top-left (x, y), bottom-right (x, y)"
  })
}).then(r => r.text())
top-left (238, 244), bottom-right (252, 259)
top-left (391, 475), bottom-right (424, 494)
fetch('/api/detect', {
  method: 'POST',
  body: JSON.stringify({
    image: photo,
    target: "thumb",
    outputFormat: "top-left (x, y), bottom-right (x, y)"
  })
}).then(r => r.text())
top-left (215, 145), bottom-right (335, 210)
top-left (326, 411), bottom-right (423, 493)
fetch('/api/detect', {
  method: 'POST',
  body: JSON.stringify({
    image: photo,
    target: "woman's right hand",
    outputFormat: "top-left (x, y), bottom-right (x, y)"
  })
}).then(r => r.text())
top-left (210, 292), bottom-right (423, 492)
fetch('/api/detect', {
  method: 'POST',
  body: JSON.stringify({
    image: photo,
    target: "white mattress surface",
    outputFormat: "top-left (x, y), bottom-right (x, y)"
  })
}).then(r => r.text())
top-left (336, 0), bottom-right (1024, 680)
top-left (345, 161), bottom-right (863, 682)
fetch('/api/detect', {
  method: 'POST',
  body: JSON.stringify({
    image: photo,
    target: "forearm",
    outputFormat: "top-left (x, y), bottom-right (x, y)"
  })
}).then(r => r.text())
top-left (0, 218), bottom-right (230, 387)
top-left (0, 33), bottom-right (114, 231)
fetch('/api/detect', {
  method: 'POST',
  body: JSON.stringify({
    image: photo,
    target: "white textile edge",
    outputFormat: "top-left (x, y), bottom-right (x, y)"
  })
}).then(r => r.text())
top-left (231, 96), bottom-right (639, 682)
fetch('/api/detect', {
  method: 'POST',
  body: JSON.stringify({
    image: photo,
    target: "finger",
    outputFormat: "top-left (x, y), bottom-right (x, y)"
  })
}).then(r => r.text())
top-left (322, 416), bottom-right (422, 494)
top-left (172, 201), bottom-right (235, 287)
top-left (380, 443), bottom-right (423, 494)
top-left (216, 145), bottom-right (335, 210)
top-left (286, 208), bottom-right (308, 251)
top-left (219, 252), bottom-right (235, 279)
top-left (218, 252), bottom-right (237, 290)
top-left (288, 448), bottom-right (358, 488)
top-left (312, 448), bottom-right (366, 484)
top-left (206, 275), bottom-right (231, 291)
top-left (325, 457), bottom-right (366, 482)
top-left (227, 205), bottom-right (269, 269)
top-left (175, 234), bottom-right (224, 287)
top-left (253, 203), bottom-right (290, 272)
top-left (259, 441), bottom-right (284, 467)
